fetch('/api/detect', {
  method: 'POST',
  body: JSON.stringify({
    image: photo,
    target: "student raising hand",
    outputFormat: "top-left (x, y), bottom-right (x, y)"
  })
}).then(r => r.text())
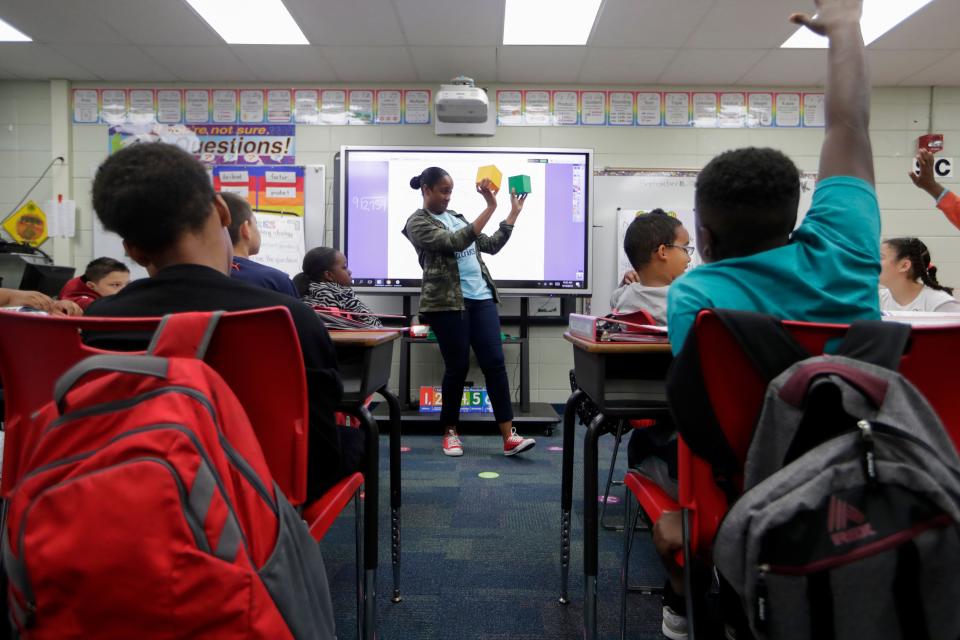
top-left (910, 150), bottom-right (946, 200)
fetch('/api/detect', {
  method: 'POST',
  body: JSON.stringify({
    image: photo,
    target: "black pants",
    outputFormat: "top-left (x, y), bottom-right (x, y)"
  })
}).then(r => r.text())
top-left (423, 298), bottom-right (514, 427)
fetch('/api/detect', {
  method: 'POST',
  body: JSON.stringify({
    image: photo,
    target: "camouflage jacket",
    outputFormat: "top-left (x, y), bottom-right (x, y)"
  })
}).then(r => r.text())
top-left (402, 208), bottom-right (513, 312)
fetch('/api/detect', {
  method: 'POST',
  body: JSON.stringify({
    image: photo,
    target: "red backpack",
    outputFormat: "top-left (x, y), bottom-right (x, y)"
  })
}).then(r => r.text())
top-left (1, 312), bottom-right (335, 639)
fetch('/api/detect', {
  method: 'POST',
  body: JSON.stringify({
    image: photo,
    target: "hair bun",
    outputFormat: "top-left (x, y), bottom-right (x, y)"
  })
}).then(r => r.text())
top-left (410, 175), bottom-right (421, 190)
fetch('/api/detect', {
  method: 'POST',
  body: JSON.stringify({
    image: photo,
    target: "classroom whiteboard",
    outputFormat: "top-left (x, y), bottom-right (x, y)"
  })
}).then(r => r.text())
top-left (92, 164), bottom-right (325, 281)
top-left (591, 169), bottom-right (817, 315)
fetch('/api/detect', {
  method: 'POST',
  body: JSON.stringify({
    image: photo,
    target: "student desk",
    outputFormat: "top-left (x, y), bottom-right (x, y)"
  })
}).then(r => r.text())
top-left (559, 332), bottom-right (673, 640)
top-left (329, 330), bottom-right (402, 639)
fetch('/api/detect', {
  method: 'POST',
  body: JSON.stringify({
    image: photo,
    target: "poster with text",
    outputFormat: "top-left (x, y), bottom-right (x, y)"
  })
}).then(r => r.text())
top-left (110, 123), bottom-right (295, 165)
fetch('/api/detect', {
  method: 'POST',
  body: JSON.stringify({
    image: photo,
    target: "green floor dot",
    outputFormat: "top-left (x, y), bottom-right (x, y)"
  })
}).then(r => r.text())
top-left (478, 471), bottom-right (500, 479)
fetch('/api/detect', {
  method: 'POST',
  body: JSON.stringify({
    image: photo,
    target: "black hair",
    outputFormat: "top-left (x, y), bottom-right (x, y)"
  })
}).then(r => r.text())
top-left (92, 143), bottom-right (215, 252)
top-left (623, 209), bottom-right (683, 270)
top-left (82, 256), bottom-right (129, 283)
top-left (884, 237), bottom-right (953, 295)
top-left (294, 246), bottom-right (340, 296)
top-left (409, 167), bottom-right (450, 191)
top-left (221, 191), bottom-right (254, 245)
top-left (695, 147), bottom-right (800, 260)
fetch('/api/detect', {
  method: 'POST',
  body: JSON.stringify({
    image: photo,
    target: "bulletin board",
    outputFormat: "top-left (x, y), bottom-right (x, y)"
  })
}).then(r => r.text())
top-left (591, 169), bottom-right (817, 316)
top-left (92, 164), bottom-right (325, 280)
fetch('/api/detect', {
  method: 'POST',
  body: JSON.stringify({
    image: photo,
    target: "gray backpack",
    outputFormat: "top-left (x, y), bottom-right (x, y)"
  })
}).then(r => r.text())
top-left (714, 345), bottom-right (960, 640)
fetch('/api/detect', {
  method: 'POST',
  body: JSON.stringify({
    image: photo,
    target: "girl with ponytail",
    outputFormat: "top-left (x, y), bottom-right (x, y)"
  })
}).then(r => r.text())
top-left (402, 165), bottom-right (534, 458)
top-left (879, 237), bottom-right (960, 312)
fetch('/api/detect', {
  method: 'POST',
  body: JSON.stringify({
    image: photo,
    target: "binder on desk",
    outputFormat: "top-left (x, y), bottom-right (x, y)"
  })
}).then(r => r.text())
top-left (569, 312), bottom-right (667, 342)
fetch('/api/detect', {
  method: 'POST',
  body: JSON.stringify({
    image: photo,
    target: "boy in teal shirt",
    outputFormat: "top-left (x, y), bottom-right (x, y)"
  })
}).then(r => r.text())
top-left (655, 1), bottom-right (880, 637)
top-left (667, 1), bottom-right (879, 354)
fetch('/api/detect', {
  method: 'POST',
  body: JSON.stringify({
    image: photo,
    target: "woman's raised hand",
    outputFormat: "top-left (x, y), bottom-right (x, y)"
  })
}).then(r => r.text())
top-left (509, 189), bottom-right (528, 217)
top-left (476, 178), bottom-right (498, 208)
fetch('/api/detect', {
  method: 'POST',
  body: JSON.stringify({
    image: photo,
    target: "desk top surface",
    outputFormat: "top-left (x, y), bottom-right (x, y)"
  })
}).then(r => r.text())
top-left (330, 330), bottom-right (401, 347)
top-left (563, 331), bottom-right (672, 353)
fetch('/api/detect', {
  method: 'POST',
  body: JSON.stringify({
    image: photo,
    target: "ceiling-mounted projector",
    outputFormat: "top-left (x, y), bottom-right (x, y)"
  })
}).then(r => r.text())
top-left (435, 76), bottom-right (496, 136)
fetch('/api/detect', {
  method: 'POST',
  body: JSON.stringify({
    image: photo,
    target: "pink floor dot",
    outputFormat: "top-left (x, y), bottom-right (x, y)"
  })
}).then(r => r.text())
top-left (400, 446), bottom-right (412, 453)
top-left (547, 446), bottom-right (563, 452)
top-left (598, 495), bottom-right (620, 504)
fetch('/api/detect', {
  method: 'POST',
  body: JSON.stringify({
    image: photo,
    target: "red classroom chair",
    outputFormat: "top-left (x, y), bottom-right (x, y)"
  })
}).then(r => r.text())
top-left (0, 307), bottom-right (369, 638)
top-left (621, 309), bottom-right (960, 639)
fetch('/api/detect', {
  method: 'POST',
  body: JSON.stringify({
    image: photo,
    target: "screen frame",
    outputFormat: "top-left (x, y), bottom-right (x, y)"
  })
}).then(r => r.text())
top-left (337, 145), bottom-right (593, 296)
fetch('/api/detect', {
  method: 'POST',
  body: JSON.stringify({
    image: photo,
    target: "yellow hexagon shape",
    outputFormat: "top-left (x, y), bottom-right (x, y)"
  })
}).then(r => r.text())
top-left (2, 200), bottom-right (48, 247)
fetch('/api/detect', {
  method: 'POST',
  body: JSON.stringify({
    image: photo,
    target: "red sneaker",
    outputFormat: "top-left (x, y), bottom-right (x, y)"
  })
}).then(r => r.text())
top-left (442, 433), bottom-right (464, 457)
top-left (503, 429), bottom-right (536, 456)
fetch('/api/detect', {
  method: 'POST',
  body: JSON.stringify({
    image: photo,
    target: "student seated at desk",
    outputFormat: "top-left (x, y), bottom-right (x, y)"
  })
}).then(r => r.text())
top-left (611, 209), bottom-right (692, 324)
top-left (59, 257), bottom-right (130, 311)
top-left (654, 1), bottom-right (881, 636)
top-left (85, 142), bottom-right (361, 502)
top-left (293, 247), bottom-right (382, 328)
top-left (222, 191), bottom-right (299, 298)
top-left (879, 237), bottom-right (960, 313)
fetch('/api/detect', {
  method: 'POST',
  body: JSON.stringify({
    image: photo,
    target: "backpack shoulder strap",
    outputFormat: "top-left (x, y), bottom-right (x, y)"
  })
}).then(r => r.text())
top-left (711, 309), bottom-right (811, 378)
top-left (148, 311), bottom-right (224, 359)
top-left (834, 320), bottom-right (911, 370)
top-left (668, 310), bottom-right (810, 495)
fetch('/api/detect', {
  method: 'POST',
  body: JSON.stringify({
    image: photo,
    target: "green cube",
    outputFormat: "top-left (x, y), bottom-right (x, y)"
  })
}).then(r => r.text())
top-left (508, 174), bottom-right (532, 195)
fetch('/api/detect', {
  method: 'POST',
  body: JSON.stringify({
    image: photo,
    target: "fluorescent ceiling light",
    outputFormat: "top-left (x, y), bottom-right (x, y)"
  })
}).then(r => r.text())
top-left (184, 0), bottom-right (308, 45)
top-left (782, 0), bottom-right (934, 48)
top-left (503, 0), bottom-right (602, 45)
top-left (0, 18), bottom-right (31, 42)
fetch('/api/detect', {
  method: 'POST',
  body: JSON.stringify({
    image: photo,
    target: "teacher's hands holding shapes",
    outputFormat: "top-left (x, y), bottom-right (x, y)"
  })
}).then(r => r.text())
top-left (477, 178), bottom-right (498, 209)
top-left (507, 189), bottom-right (527, 224)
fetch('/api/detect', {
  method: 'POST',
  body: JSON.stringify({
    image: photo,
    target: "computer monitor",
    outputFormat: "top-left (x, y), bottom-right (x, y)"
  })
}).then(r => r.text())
top-left (19, 263), bottom-right (75, 298)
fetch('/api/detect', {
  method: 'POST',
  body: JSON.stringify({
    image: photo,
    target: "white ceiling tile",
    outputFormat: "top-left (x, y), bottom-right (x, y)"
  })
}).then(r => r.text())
top-left (898, 51), bottom-right (960, 87)
top-left (141, 46), bottom-right (253, 82)
top-left (0, 0), bottom-right (129, 44)
top-left (579, 48), bottom-right (678, 84)
top-left (231, 46), bottom-right (338, 82)
top-left (685, 0), bottom-right (803, 49)
top-left (496, 47), bottom-right (587, 83)
top-left (659, 49), bottom-right (766, 85)
top-left (321, 46), bottom-right (416, 82)
top-left (409, 47), bottom-right (497, 83)
top-left (737, 50), bottom-right (827, 87)
top-left (284, 0), bottom-right (407, 46)
top-left (590, 0), bottom-right (715, 48)
top-left (869, 0), bottom-right (956, 50)
top-left (396, 0), bottom-right (503, 46)
top-left (49, 44), bottom-right (177, 81)
top-left (0, 66), bottom-right (21, 80)
top-left (95, 0), bottom-right (223, 47)
top-left (867, 50), bottom-right (952, 86)
top-left (0, 44), bottom-right (99, 80)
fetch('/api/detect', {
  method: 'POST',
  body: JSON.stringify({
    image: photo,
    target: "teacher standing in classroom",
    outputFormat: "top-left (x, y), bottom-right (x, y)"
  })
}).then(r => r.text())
top-left (403, 166), bottom-right (536, 458)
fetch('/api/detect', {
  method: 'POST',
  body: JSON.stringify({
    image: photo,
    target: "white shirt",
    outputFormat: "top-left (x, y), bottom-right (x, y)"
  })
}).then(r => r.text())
top-left (609, 282), bottom-right (669, 325)
top-left (879, 285), bottom-right (960, 313)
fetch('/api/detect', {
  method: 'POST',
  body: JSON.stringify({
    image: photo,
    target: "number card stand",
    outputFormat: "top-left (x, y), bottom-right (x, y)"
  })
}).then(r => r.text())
top-left (373, 297), bottom-right (561, 435)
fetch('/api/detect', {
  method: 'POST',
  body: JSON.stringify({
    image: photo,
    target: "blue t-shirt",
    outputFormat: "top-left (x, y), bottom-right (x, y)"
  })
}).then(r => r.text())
top-left (667, 176), bottom-right (881, 355)
top-left (231, 256), bottom-right (299, 298)
top-left (433, 211), bottom-right (492, 301)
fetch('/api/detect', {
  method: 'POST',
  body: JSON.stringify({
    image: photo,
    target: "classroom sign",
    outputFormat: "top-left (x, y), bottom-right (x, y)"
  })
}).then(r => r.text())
top-left (419, 386), bottom-right (493, 414)
top-left (108, 123), bottom-right (295, 165)
top-left (213, 166), bottom-right (305, 215)
top-left (2, 200), bottom-right (48, 247)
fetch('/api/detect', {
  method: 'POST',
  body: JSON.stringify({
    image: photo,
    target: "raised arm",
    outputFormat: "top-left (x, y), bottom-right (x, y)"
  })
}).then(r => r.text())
top-left (792, 0), bottom-right (874, 184)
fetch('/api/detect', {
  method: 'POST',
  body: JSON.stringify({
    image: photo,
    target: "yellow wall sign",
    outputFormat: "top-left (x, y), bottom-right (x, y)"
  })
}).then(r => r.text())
top-left (2, 200), bottom-right (48, 246)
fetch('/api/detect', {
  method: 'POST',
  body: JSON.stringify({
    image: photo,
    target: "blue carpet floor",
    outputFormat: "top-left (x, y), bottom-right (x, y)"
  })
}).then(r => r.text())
top-left (321, 417), bottom-right (668, 639)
